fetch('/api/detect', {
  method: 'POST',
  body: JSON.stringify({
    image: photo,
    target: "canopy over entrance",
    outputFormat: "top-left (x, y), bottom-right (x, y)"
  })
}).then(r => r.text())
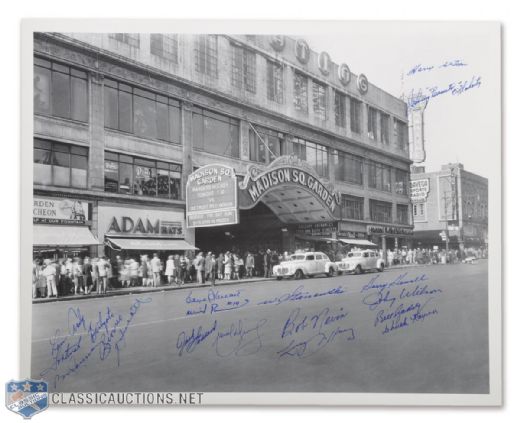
top-left (106, 237), bottom-right (197, 251)
top-left (239, 155), bottom-right (341, 224)
top-left (34, 225), bottom-right (100, 246)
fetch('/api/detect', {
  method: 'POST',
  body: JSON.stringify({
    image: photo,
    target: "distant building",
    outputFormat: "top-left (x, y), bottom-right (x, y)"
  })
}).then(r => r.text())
top-left (410, 163), bottom-right (488, 250)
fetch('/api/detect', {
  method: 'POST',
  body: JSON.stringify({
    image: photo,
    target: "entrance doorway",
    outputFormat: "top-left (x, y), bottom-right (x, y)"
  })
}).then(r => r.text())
top-left (195, 202), bottom-right (284, 254)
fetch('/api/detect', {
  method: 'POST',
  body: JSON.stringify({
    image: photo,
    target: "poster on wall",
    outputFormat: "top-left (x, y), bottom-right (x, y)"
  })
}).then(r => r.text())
top-left (33, 196), bottom-right (90, 224)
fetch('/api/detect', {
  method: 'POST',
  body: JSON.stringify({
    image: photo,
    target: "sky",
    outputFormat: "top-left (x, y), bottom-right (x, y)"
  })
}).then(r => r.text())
top-left (304, 22), bottom-right (500, 178)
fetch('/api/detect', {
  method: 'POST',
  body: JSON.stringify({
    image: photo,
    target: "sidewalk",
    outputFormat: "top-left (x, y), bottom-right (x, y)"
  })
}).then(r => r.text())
top-left (32, 262), bottom-right (432, 304)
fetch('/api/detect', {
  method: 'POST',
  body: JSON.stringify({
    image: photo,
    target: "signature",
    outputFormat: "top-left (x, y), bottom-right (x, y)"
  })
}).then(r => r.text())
top-left (40, 297), bottom-right (152, 388)
top-left (257, 285), bottom-right (346, 306)
top-left (360, 273), bottom-right (441, 335)
top-left (406, 59), bottom-right (468, 76)
top-left (176, 318), bottom-right (267, 358)
top-left (185, 289), bottom-right (249, 315)
top-left (277, 306), bottom-right (356, 358)
top-left (405, 76), bottom-right (482, 109)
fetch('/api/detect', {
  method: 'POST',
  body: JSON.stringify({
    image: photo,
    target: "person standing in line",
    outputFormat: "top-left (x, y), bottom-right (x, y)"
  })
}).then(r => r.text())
top-left (42, 259), bottom-right (57, 298)
top-left (32, 259), bottom-right (40, 299)
top-left (65, 258), bottom-right (74, 295)
top-left (83, 257), bottom-right (93, 294)
top-left (263, 249), bottom-right (272, 278)
top-left (246, 253), bottom-right (255, 278)
top-left (217, 253), bottom-right (224, 280)
top-left (223, 252), bottom-right (232, 280)
top-left (97, 256), bottom-right (109, 294)
top-left (128, 258), bottom-right (139, 287)
top-left (194, 252), bottom-right (205, 284)
top-left (179, 255), bottom-right (188, 285)
top-left (204, 252), bottom-right (215, 286)
top-left (151, 253), bottom-right (162, 287)
top-left (140, 255), bottom-right (148, 286)
top-left (173, 254), bottom-right (181, 284)
top-left (72, 258), bottom-right (84, 295)
top-left (165, 255), bottom-right (175, 285)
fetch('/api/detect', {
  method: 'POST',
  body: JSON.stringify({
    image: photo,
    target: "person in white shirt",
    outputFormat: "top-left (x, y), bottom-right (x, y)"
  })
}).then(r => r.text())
top-left (150, 253), bottom-right (162, 287)
top-left (165, 255), bottom-right (175, 285)
top-left (97, 256), bottom-right (108, 294)
top-left (42, 259), bottom-right (57, 298)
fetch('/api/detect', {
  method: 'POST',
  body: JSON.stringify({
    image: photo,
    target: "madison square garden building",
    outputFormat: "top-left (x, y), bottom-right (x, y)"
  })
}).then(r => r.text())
top-left (32, 32), bottom-right (413, 261)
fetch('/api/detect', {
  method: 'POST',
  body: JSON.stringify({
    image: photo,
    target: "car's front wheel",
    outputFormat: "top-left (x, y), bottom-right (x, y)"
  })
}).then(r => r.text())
top-left (378, 263), bottom-right (385, 272)
top-left (354, 265), bottom-right (363, 275)
top-left (294, 269), bottom-right (304, 280)
top-left (326, 267), bottom-right (335, 277)
top-left (276, 276), bottom-right (282, 280)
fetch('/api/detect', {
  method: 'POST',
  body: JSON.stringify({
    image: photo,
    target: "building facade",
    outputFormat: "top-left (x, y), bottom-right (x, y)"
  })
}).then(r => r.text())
top-left (410, 163), bottom-right (488, 250)
top-left (33, 32), bottom-right (413, 260)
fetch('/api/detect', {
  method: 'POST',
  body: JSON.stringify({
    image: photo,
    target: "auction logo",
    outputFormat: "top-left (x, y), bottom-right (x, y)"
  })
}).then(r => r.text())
top-left (5, 379), bottom-right (48, 419)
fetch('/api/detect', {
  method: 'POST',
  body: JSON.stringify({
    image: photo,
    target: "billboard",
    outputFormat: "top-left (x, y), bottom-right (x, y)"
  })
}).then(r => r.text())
top-left (186, 164), bottom-right (238, 228)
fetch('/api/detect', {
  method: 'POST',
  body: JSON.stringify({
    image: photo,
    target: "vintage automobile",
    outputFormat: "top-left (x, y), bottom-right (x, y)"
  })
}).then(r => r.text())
top-left (273, 251), bottom-right (337, 280)
top-left (334, 249), bottom-right (385, 274)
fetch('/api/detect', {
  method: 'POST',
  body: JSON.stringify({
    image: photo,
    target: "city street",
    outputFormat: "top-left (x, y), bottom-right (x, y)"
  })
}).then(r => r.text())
top-left (31, 261), bottom-right (489, 394)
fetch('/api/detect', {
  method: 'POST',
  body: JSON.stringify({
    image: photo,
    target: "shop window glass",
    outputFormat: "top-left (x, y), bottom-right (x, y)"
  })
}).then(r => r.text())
top-left (119, 163), bottom-right (133, 194)
top-left (71, 155), bottom-right (88, 188)
top-left (33, 148), bottom-right (52, 186)
top-left (157, 102), bottom-right (169, 141)
top-left (104, 160), bottom-right (119, 192)
top-left (192, 108), bottom-right (239, 158)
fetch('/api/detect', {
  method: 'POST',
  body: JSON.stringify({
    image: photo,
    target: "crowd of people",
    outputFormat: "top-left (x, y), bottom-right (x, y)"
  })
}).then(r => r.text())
top-left (32, 245), bottom-right (488, 299)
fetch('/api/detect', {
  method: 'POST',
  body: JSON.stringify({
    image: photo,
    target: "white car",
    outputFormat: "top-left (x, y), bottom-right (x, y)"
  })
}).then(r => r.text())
top-left (273, 252), bottom-right (337, 280)
top-left (334, 250), bottom-right (385, 274)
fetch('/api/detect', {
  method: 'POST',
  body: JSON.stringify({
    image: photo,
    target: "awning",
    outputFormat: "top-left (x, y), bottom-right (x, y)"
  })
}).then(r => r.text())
top-left (295, 235), bottom-right (336, 243)
top-left (106, 237), bottom-right (198, 251)
top-left (33, 225), bottom-right (100, 246)
top-left (338, 238), bottom-right (377, 247)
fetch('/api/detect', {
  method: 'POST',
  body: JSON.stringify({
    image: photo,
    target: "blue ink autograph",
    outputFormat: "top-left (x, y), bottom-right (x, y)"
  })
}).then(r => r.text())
top-left (406, 76), bottom-right (482, 109)
top-left (257, 285), bottom-right (346, 306)
top-left (277, 306), bottom-right (356, 358)
top-left (406, 59), bottom-right (468, 76)
top-left (360, 273), bottom-right (441, 335)
top-left (185, 289), bottom-right (249, 315)
top-left (40, 297), bottom-right (152, 388)
top-left (175, 318), bottom-right (267, 358)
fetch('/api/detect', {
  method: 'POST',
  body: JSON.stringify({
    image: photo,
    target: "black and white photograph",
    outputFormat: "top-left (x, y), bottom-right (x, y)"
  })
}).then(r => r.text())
top-left (19, 19), bottom-right (501, 406)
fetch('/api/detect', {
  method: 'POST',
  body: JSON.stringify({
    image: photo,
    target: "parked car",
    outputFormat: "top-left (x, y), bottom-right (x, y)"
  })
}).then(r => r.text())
top-left (334, 250), bottom-right (384, 274)
top-left (273, 251), bottom-right (337, 280)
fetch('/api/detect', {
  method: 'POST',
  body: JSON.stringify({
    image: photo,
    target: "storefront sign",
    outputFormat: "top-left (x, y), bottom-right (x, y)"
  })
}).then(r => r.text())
top-left (186, 164), bottom-right (238, 228)
top-left (295, 222), bottom-right (337, 237)
top-left (98, 205), bottom-right (184, 238)
top-left (357, 73), bottom-right (369, 94)
top-left (338, 63), bottom-right (351, 85)
top-left (410, 178), bottom-right (430, 202)
top-left (318, 51), bottom-right (331, 75)
top-left (241, 157), bottom-right (340, 214)
top-left (33, 197), bottom-right (90, 225)
top-left (367, 225), bottom-right (414, 236)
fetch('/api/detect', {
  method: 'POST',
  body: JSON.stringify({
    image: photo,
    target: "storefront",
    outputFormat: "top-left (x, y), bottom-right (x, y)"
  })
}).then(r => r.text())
top-left (98, 203), bottom-right (197, 261)
top-left (367, 224), bottom-right (414, 253)
top-left (33, 196), bottom-right (99, 259)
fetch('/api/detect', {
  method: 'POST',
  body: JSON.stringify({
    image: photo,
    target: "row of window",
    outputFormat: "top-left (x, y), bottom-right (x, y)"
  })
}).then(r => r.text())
top-left (33, 139), bottom-right (410, 223)
top-left (341, 195), bottom-right (409, 224)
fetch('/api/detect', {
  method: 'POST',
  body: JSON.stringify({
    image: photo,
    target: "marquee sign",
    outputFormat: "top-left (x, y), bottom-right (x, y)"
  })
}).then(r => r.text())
top-left (410, 178), bottom-right (430, 203)
top-left (186, 164), bottom-right (238, 228)
top-left (239, 156), bottom-right (341, 215)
